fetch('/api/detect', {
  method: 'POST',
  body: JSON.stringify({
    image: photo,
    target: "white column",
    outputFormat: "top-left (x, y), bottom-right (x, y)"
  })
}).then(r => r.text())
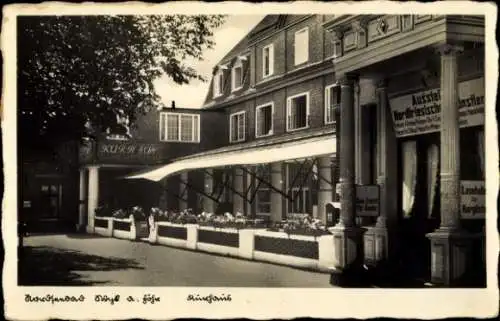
top-left (78, 168), bottom-right (87, 231)
top-left (363, 78), bottom-right (398, 268)
top-left (329, 74), bottom-right (366, 283)
top-left (427, 43), bottom-right (471, 286)
top-left (317, 156), bottom-right (333, 224)
top-left (179, 172), bottom-right (188, 211)
top-left (270, 162), bottom-right (283, 222)
top-left (86, 165), bottom-right (99, 233)
top-left (203, 169), bottom-right (215, 214)
top-left (233, 167), bottom-right (245, 215)
top-left (354, 82), bottom-right (363, 185)
top-left (439, 45), bottom-right (462, 230)
top-left (376, 79), bottom-right (398, 228)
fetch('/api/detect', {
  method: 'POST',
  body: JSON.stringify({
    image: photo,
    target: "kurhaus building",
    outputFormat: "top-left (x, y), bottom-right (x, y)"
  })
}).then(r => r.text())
top-left (86, 14), bottom-right (485, 287)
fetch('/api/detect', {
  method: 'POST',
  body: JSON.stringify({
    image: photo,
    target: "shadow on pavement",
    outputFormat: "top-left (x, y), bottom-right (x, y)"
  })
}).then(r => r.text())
top-left (64, 233), bottom-right (110, 239)
top-left (18, 246), bottom-right (144, 286)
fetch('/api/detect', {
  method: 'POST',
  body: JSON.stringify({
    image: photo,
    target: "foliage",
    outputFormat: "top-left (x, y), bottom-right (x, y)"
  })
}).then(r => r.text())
top-left (112, 209), bottom-right (129, 219)
top-left (130, 206), bottom-right (146, 221)
top-left (18, 15), bottom-right (225, 150)
top-left (94, 205), bottom-right (112, 218)
top-left (267, 214), bottom-right (331, 237)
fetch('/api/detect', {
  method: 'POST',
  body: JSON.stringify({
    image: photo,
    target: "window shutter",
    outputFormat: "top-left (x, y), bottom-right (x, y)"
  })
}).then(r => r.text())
top-left (159, 113), bottom-right (165, 141)
top-left (229, 114), bottom-right (233, 142)
top-left (241, 113), bottom-right (246, 141)
top-left (269, 45), bottom-right (274, 75)
top-left (256, 108), bottom-right (261, 137)
top-left (287, 100), bottom-right (291, 130)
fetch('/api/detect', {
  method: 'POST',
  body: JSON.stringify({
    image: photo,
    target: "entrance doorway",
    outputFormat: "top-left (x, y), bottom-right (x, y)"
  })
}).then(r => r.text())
top-left (38, 182), bottom-right (63, 220)
top-left (397, 133), bottom-right (441, 283)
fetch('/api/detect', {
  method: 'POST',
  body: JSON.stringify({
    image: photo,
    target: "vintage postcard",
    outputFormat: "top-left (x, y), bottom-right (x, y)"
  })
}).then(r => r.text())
top-left (2, 1), bottom-right (499, 320)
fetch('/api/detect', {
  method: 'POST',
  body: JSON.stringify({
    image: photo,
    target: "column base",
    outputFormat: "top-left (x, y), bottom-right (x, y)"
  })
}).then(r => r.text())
top-left (328, 225), bottom-right (368, 287)
top-left (85, 225), bottom-right (95, 234)
top-left (76, 224), bottom-right (87, 233)
top-left (426, 228), bottom-right (476, 287)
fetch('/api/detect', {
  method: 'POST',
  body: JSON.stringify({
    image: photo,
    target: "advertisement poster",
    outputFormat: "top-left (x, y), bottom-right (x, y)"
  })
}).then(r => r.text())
top-left (355, 185), bottom-right (379, 216)
top-left (460, 180), bottom-right (485, 219)
top-left (389, 77), bottom-right (484, 137)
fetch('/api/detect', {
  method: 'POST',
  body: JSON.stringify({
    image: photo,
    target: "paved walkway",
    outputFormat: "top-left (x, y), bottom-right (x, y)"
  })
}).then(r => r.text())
top-left (20, 234), bottom-right (332, 287)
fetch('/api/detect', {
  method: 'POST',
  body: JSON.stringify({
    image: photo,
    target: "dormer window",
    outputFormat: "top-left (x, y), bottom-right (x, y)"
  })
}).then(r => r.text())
top-left (231, 61), bottom-right (243, 92)
top-left (262, 44), bottom-right (274, 78)
top-left (213, 69), bottom-right (224, 98)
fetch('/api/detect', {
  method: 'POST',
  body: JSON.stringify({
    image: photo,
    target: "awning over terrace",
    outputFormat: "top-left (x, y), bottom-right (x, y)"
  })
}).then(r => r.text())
top-left (125, 135), bottom-right (335, 182)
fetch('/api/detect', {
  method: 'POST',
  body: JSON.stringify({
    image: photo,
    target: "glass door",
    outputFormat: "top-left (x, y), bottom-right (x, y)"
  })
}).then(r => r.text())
top-left (39, 183), bottom-right (62, 219)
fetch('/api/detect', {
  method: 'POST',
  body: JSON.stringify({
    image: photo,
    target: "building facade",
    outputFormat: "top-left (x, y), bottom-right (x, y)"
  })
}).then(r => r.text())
top-left (322, 14), bottom-right (485, 286)
top-left (78, 14), bottom-right (485, 287)
top-left (78, 106), bottom-right (226, 232)
top-left (194, 15), bottom-right (339, 223)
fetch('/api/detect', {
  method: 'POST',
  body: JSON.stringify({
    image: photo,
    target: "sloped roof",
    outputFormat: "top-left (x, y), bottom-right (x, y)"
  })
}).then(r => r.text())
top-left (203, 15), bottom-right (311, 107)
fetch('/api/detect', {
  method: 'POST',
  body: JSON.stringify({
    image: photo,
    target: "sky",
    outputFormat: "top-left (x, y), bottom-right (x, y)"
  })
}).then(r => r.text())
top-left (153, 15), bottom-right (265, 109)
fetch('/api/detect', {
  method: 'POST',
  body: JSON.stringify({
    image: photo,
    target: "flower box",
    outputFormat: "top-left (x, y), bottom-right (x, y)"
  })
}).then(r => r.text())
top-left (253, 230), bottom-right (319, 260)
top-left (157, 224), bottom-right (188, 240)
top-left (112, 217), bottom-right (136, 240)
top-left (113, 220), bottom-right (131, 232)
top-left (94, 217), bottom-right (110, 229)
top-left (197, 228), bottom-right (239, 248)
top-left (93, 216), bottom-right (113, 237)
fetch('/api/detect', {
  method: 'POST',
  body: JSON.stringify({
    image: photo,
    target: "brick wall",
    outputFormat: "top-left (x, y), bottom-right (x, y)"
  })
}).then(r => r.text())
top-left (255, 32), bottom-right (286, 83)
top-left (285, 15), bottom-right (324, 72)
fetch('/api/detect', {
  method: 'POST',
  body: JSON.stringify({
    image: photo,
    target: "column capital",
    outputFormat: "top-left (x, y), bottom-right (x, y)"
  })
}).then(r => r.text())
top-left (436, 43), bottom-right (464, 56)
top-left (375, 78), bottom-right (389, 91)
top-left (351, 19), bottom-right (368, 32)
top-left (337, 73), bottom-right (358, 87)
top-left (330, 28), bottom-right (344, 41)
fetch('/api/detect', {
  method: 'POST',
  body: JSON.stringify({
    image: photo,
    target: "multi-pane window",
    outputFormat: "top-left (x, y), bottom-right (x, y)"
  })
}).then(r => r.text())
top-left (213, 69), bottom-right (224, 97)
top-left (262, 44), bottom-right (274, 78)
top-left (230, 111), bottom-right (246, 143)
top-left (294, 27), bottom-right (309, 65)
top-left (159, 112), bottom-right (200, 143)
top-left (255, 165), bottom-right (271, 215)
top-left (287, 92), bottom-right (309, 131)
top-left (325, 84), bottom-right (340, 124)
top-left (232, 62), bottom-right (243, 91)
top-left (255, 103), bottom-right (274, 137)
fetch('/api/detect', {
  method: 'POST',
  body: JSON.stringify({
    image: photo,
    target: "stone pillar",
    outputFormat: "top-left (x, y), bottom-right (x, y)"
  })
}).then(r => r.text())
top-left (233, 167), bottom-right (245, 215)
top-left (179, 172), bottom-right (188, 211)
top-left (203, 169), bottom-right (215, 214)
top-left (270, 162), bottom-right (283, 222)
top-left (86, 165), bottom-right (100, 234)
top-left (337, 75), bottom-right (356, 228)
top-left (427, 43), bottom-right (471, 286)
top-left (329, 74), bottom-right (366, 283)
top-left (364, 78), bottom-right (398, 269)
top-left (317, 156), bottom-right (333, 224)
top-left (78, 168), bottom-right (87, 231)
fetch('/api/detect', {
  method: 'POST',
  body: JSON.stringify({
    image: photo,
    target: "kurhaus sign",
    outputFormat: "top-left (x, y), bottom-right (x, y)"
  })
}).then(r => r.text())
top-left (389, 77), bottom-right (484, 137)
top-left (461, 180), bottom-right (485, 219)
top-left (97, 142), bottom-right (162, 162)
